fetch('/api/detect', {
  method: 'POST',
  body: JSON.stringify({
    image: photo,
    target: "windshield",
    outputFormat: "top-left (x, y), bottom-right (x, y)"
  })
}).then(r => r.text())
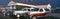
top-left (23, 9), bottom-right (27, 11)
top-left (14, 5), bottom-right (31, 10)
top-left (22, 8), bottom-right (39, 11)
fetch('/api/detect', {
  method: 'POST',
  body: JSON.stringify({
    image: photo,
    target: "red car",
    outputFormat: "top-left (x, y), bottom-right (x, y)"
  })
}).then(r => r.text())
top-left (28, 8), bottom-right (50, 19)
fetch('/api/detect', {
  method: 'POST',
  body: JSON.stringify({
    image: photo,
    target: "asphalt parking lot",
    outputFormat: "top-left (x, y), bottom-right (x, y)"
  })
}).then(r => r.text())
top-left (0, 12), bottom-right (60, 19)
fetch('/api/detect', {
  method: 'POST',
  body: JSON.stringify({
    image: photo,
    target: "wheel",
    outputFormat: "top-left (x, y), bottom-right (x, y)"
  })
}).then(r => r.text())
top-left (32, 16), bottom-right (37, 19)
top-left (6, 12), bottom-right (11, 16)
top-left (5, 11), bottom-right (13, 16)
top-left (17, 15), bottom-right (20, 18)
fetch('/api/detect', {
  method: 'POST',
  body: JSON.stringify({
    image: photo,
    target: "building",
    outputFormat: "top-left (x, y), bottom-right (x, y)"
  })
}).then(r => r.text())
top-left (7, 1), bottom-right (51, 10)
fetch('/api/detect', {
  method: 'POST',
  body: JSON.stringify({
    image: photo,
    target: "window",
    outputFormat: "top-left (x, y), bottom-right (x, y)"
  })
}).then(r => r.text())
top-left (31, 8), bottom-right (39, 11)
top-left (40, 9), bottom-right (43, 12)
top-left (45, 9), bottom-right (49, 11)
top-left (34, 8), bottom-right (39, 11)
top-left (28, 9), bottom-right (30, 11)
top-left (23, 9), bottom-right (27, 11)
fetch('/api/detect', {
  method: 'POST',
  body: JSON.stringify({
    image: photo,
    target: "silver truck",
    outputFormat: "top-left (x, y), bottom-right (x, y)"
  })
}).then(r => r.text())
top-left (13, 8), bottom-right (50, 19)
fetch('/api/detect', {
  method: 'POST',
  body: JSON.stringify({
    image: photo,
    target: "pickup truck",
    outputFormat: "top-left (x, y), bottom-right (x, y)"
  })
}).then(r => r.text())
top-left (13, 8), bottom-right (50, 19)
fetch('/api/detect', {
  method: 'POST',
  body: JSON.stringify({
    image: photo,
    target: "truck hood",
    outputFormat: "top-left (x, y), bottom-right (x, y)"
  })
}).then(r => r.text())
top-left (14, 11), bottom-right (29, 14)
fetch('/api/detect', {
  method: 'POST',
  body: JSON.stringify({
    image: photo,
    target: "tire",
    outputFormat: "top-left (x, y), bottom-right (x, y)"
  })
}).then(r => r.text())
top-left (32, 16), bottom-right (37, 19)
top-left (6, 12), bottom-right (11, 16)
top-left (16, 15), bottom-right (20, 18)
top-left (5, 11), bottom-right (13, 16)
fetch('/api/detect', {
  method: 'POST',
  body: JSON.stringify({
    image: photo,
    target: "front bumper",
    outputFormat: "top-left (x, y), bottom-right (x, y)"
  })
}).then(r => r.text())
top-left (14, 13), bottom-right (28, 16)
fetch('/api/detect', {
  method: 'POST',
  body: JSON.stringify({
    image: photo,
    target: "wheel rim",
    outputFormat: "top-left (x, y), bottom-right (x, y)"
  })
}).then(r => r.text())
top-left (17, 15), bottom-right (20, 18)
top-left (32, 16), bottom-right (37, 19)
top-left (7, 13), bottom-right (10, 16)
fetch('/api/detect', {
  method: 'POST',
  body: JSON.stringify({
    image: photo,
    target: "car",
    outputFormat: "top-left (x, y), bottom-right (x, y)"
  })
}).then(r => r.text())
top-left (28, 8), bottom-right (50, 19)
top-left (13, 8), bottom-right (50, 19)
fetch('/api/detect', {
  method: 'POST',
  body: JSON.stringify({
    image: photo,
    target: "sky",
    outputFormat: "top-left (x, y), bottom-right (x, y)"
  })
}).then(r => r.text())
top-left (0, 0), bottom-right (60, 8)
